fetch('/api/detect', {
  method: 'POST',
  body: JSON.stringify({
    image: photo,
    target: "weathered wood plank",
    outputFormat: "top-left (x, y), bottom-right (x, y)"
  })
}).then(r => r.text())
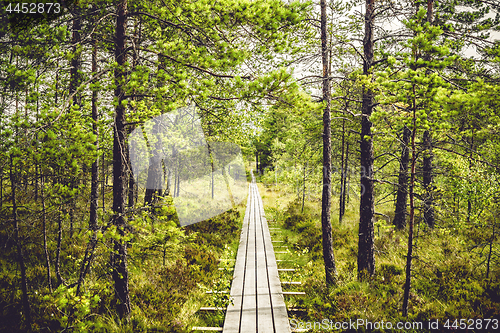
top-left (255, 185), bottom-right (274, 332)
top-left (222, 185), bottom-right (251, 333)
top-left (223, 182), bottom-right (291, 333)
top-left (240, 185), bottom-right (257, 332)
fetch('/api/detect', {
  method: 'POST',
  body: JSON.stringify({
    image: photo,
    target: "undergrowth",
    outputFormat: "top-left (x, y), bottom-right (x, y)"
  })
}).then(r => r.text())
top-left (258, 183), bottom-right (500, 333)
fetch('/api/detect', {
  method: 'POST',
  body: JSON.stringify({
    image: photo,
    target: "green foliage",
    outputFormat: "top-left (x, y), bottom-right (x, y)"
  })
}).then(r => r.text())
top-left (268, 189), bottom-right (500, 330)
top-left (38, 285), bottom-right (102, 332)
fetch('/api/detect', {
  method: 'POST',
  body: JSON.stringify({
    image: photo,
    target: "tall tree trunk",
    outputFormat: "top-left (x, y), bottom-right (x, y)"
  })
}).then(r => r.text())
top-left (422, 0), bottom-right (435, 228)
top-left (112, 0), bottom-right (131, 319)
top-left (339, 119), bottom-right (346, 223)
top-left (9, 157), bottom-right (31, 326)
top-left (90, 27), bottom-right (99, 235)
top-left (301, 162), bottom-right (306, 213)
top-left (67, 6), bottom-right (81, 241)
top-left (320, 0), bottom-right (337, 285)
top-left (69, 6), bottom-right (82, 106)
top-left (55, 210), bottom-right (65, 286)
top-left (486, 223), bottom-right (494, 279)
top-left (394, 125), bottom-right (410, 229)
top-left (340, 140), bottom-right (349, 223)
top-left (76, 24), bottom-right (100, 298)
top-left (402, 92), bottom-right (418, 317)
top-left (358, 0), bottom-right (376, 280)
top-left (255, 149), bottom-right (259, 175)
top-left (144, 119), bottom-right (163, 206)
top-left (422, 130), bottom-right (434, 227)
top-left (342, 142), bottom-right (349, 215)
top-left (41, 176), bottom-right (52, 292)
top-left (208, 142), bottom-right (215, 200)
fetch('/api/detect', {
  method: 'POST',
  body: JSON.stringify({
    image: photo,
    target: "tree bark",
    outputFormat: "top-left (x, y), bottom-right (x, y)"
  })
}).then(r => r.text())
top-left (394, 125), bottom-right (410, 229)
top-left (339, 119), bottom-right (345, 223)
top-left (112, 0), bottom-right (131, 319)
top-left (69, 6), bottom-right (82, 106)
top-left (41, 176), bottom-right (52, 292)
top-left (76, 22), bottom-right (100, 298)
top-left (422, 0), bottom-right (435, 228)
top-left (144, 119), bottom-right (163, 206)
top-left (255, 149), bottom-right (259, 175)
top-left (402, 92), bottom-right (418, 317)
top-left (55, 210), bottom-right (65, 286)
top-left (320, 0), bottom-right (337, 285)
top-left (422, 130), bottom-right (434, 227)
top-left (358, 0), bottom-right (376, 280)
top-left (486, 224), bottom-right (494, 279)
top-left (90, 27), bottom-right (99, 232)
top-left (301, 162), bottom-right (306, 213)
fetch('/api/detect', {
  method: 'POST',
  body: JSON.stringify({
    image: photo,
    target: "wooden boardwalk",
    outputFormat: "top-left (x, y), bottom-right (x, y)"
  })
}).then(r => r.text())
top-left (222, 181), bottom-right (291, 333)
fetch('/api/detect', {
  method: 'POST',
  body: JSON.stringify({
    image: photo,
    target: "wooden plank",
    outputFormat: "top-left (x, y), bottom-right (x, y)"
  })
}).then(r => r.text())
top-left (240, 185), bottom-right (257, 332)
top-left (222, 185), bottom-right (251, 333)
top-left (223, 181), bottom-right (292, 333)
top-left (255, 184), bottom-right (274, 332)
top-left (254, 185), bottom-right (291, 333)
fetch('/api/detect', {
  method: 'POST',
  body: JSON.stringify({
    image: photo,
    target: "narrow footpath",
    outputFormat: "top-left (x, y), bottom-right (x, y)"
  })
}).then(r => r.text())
top-left (222, 178), bottom-right (291, 333)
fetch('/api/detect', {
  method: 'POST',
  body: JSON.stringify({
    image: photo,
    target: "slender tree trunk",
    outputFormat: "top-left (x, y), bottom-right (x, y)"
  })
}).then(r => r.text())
top-left (320, 0), bottom-right (337, 285)
top-left (41, 176), bottom-right (52, 292)
top-left (402, 88), bottom-right (418, 317)
top-left (10, 157), bottom-right (31, 326)
top-left (175, 161), bottom-right (181, 197)
top-left (422, 0), bottom-right (435, 229)
top-left (223, 165), bottom-right (235, 207)
top-left (112, 0), bottom-right (131, 318)
top-left (166, 168), bottom-right (171, 196)
top-left (144, 118), bottom-right (164, 206)
top-left (342, 142), bottom-right (349, 215)
top-left (422, 130), bottom-right (434, 227)
top-left (301, 162), bottom-right (306, 213)
top-left (127, 127), bottom-right (137, 209)
top-left (173, 168), bottom-right (178, 198)
top-left (67, 7), bottom-right (81, 241)
top-left (55, 210), bottom-right (65, 286)
top-left (486, 223), bottom-right (494, 279)
top-left (69, 6), bottom-right (81, 106)
top-left (339, 119), bottom-right (345, 223)
top-left (76, 26), bottom-right (100, 298)
top-left (394, 125), bottom-right (410, 229)
top-left (208, 142), bottom-right (215, 200)
top-left (90, 30), bottom-right (99, 233)
top-left (255, 148), bottom-right (259, 175)
top-left (358, 0), bottom-right (376, 280)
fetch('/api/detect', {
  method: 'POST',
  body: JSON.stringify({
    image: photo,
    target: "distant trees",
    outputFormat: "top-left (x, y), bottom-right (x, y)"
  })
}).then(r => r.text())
top-left (257, 0), bottom-right (499, 316)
